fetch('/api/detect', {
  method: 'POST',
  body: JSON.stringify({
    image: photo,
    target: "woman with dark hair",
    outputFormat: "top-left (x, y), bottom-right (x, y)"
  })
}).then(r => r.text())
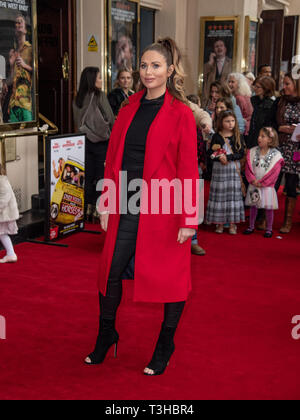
top-left (248, 76), bottom-right (276, 149)
top-left (73, 67), bottom-right (115, 222)
top-left (205, 80), bottom-right (245, 134)
top-left (108, 69), bottom-right (134, 116)
top-left (271, 72), bottom-right (300, 233)
top-left (85, 37), bottom-right (199, 376)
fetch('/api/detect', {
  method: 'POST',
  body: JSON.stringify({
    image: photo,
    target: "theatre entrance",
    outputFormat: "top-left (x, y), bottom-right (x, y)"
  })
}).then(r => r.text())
top-left (37, 0), bottom-right (76, 134)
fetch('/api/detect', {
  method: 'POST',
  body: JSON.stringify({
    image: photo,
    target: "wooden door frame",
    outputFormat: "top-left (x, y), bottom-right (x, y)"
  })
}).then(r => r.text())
top-left (257, 10), bottom-right (284, 86)
top-left (67, 0), bottom-right (77, 132)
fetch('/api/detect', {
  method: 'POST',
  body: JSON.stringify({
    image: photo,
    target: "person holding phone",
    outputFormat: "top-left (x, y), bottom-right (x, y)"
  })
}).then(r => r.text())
top-left (202, 39), bottom-right (233, 107)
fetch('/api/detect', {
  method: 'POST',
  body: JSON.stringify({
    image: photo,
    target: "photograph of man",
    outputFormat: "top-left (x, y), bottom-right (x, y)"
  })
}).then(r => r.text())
top-left (8, 14), bottom-right (33, 123)
top-left (202, 39), bottom-right (233, 106)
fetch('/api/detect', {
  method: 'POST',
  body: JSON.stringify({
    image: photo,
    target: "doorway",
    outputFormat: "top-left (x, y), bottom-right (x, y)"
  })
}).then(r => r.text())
top-left (36, 0), bottom-right (76, 193)
top-left (37, 0), bottom-right (76, 134)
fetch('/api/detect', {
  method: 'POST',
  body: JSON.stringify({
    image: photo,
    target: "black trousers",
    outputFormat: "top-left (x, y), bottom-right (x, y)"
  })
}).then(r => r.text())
top-left (99, 213), bottom-right (185, 329)
top-left (85, 140), bottom-right (108, 206)
top-left (275, 171), bottom-right (299, 198)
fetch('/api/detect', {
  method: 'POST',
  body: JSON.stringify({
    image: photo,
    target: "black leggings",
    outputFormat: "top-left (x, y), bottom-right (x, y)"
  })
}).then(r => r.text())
top-left (99, 214), bottom-right (185, 328)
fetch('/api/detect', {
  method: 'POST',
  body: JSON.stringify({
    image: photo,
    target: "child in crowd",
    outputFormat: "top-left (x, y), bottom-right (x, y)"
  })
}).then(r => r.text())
top-left (213, 97), bottom-right (234, 130)
top-left (0, 164), bottom-right (19, 263)
top-left (243, 127), bottom-right (284, 238)
top-left (206, 110), bottom-right (245, 234)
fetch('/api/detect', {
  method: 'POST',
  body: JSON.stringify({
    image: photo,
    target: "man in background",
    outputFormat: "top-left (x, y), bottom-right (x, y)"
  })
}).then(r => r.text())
top-left (202, 39), bottom-right (232, 106)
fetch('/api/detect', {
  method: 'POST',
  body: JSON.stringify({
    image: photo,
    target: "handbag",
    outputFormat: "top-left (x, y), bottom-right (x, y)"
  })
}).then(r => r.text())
top-left (248, 185), bottom-right (262, 207)
top-left (293, 151), bottom-right (300, 162)
top-left (223, 136), bottom-right (247, 197)
top-left (79, 92), bottom-right (111, 143)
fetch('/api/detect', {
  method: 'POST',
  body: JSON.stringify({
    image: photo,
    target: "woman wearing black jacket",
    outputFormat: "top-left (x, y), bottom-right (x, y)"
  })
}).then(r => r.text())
top-left (247, 76), bottom-right (275, 149)
top-left (108, 69), bottom-right (134, 116)
top-left (73, 67), bottom-right (115, 222)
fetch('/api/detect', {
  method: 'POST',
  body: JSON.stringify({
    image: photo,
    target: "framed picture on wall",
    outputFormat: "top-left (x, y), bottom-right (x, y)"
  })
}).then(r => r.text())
top-left (106, 0), bottom-right (140, 93)
top-left (243, 16), bottom-right (259, 75)
top-left (0, 0), bottom-right (38, 131)
top-left (199, 16), bottom-right (239, 106)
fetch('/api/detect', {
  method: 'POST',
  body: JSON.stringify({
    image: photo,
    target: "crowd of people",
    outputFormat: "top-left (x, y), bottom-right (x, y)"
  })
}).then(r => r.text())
top-left (0, 34), bottom-right (299, 378)
top-left (70, 61), bottom-right (300, 248)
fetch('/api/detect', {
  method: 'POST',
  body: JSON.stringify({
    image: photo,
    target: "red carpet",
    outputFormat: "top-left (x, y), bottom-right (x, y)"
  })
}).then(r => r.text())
top-left (0, 188), bottom-right (300, 400)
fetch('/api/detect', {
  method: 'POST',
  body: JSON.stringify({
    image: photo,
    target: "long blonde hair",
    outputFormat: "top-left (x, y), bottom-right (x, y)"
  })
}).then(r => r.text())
top-left (140, 37), bottom-right (187, 104)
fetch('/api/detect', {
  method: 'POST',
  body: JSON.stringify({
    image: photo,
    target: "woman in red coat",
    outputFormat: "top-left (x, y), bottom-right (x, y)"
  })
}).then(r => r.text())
top-left (85, 38), bottom-right (200, 376)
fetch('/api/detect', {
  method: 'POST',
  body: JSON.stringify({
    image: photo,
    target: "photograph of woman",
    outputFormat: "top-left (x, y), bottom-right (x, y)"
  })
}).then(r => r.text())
top-left (85, 37), bottom-right (199, 376)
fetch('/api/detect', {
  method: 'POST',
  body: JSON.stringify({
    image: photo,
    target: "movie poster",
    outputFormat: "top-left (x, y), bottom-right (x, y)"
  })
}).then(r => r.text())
top-left (46, 134), bottom-right (86, 241)
top-left (199, 17), bottom-right (239, 105)
top-left (0, 0), bottom-right (36, 126)
top-left (108, 0), bottom-right (139, 91)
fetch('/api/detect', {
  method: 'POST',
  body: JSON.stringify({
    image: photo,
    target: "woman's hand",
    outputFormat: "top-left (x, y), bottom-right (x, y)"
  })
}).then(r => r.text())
top-left (177, 228), bottom-right (196, 245)
top-left (279, 125), bottom-right (295, 134)
top-left (100, 212), bottom-right (109, 232)
top-left (201, 124), bottom-right (212, 134)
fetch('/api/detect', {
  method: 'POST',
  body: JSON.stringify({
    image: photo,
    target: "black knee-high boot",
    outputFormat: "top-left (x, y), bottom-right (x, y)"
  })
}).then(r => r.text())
top-left (85, 286), bottom-right (122, 365)
top-left (144, 302), bottom-right (186, 376)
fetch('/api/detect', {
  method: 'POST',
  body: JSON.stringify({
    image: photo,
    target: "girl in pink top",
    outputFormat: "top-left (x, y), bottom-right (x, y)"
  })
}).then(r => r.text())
top-left (244, 127), bottom-right (284, 238)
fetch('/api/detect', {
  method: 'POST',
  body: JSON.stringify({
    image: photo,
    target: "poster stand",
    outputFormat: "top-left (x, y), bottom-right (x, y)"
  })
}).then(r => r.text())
top-left (45, 133), bottom-right (88, 244)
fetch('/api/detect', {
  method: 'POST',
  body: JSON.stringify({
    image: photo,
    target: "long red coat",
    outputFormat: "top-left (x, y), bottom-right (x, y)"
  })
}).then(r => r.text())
top-left (97, 89), bottom-right (199, 303)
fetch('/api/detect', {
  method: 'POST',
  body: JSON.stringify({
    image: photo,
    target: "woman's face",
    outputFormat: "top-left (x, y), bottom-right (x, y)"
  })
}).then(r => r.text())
top-left (211, 87), bottom-right (221, 102)
top-left (254, 82), bottom-right (264, 98)
top-left (283, 76), bottom-right (296, 96)
top-left (95, 72), bottom-right (102, 90)
top-left (15, 16), bottom-right (26, 35)
top-left (118, 71), bottom-right (132, 90)
top-left (140, 50), bottom-right (173, 92)
top-left (215, 102), bottom-right (227, 116)
top-left (228, 76), bottom-right (238, 94)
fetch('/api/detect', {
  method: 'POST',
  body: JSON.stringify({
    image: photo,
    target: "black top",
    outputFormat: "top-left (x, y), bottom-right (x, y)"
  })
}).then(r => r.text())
top-left (248, 96), bottom-right (274, 149)
top-left (108, 88), bottom-right (134, 116)
top-left (122, 93), bottom-right (165, 173)
top-left (209, 133), bottom-right (245, 162)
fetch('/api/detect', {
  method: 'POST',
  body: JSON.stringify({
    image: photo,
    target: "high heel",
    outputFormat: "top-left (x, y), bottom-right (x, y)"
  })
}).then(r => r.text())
top-left (85, 318), bottom-right (119, 365)
top-left (144, 325), bottom-right (176, 376)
